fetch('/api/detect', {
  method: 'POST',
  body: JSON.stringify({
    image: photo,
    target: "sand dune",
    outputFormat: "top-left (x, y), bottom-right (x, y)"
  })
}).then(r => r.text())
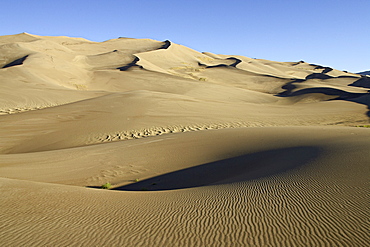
top-left (0, 33), bottom-right (369, 246)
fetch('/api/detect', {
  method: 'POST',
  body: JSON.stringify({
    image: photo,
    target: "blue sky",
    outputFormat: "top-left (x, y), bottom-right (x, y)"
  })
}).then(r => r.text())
top-left (1, 0), bottom-right (369, 72)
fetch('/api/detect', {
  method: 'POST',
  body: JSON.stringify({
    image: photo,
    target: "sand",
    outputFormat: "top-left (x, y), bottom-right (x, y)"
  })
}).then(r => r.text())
top-left (0, 33), bottom-right (369, 246)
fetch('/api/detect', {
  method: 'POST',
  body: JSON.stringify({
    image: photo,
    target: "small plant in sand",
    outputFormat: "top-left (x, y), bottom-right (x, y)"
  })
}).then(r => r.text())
top-left (101, 182), bottom-right (112, 189)
top-left (356, 125), bottom-right (370, 128)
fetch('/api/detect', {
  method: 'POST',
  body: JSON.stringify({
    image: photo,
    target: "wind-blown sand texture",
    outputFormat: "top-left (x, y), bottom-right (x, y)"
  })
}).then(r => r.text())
top-left (0, 33), bottom-right (369, 246)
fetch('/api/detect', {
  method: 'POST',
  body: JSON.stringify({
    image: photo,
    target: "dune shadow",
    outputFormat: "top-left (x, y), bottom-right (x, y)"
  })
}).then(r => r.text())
top-left (349, 76), bottom-right (370, 89)
top-left (117, 57), bottom-right (143, 71)
top-left (205, 57), bottom-right (242, 69)
top-left (277, 85), bottom-right (370, 117)
top-left (282, 87), bottom-right (368, 100)
top-left (114, 146), bottom-right (321, 191)
top-left (305, 73), bottom-right (333, 80)
top-left (278, 79), bottom-right (305, 96)
top-left (159, 40), bottom-right (171, 49)
top-left (309, 64), bottom-right (333, 74)
top-left (116, 40), bottom-right (171, 71)
top-left (278, 72), bottom-right (366, 97)
top-left (226, 57), bottom-right (242, 67)
top-left (86, 186), bottom-right (102, 189)
top-left (2, 55), bottom-right (29, 68)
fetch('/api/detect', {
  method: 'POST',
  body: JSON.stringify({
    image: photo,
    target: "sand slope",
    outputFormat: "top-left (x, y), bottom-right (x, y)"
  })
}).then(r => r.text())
top-left (0, 33), bottom-right (369, 246)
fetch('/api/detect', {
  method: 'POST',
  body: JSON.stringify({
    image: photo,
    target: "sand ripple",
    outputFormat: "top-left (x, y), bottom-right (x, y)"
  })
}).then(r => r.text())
top-left (1, 127), bottom-right (369, 246)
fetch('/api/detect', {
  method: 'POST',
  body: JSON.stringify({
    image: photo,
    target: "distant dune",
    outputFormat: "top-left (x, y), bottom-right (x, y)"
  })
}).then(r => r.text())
top-left (358, 70), bottom-right (370, 76)
top-left (0, 33), bottom-right (369, 246)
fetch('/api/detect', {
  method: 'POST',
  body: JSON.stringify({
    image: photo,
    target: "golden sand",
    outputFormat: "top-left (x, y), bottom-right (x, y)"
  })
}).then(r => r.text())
top-left (0, 33), bottom-right (369, 246)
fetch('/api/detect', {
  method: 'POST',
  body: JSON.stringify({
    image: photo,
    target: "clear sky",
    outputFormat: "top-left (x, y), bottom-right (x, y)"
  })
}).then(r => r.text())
top-left (1, 0), bottom-right (369, 72)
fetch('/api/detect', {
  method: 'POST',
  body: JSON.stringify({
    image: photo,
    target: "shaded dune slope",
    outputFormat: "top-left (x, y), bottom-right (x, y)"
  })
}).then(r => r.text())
top-left (116, 145), bottom-right (321, 191)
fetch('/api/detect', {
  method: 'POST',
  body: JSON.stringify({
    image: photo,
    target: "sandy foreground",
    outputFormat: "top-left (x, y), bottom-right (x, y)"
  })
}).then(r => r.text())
top-left (0, 33), bottom-right (369, 246)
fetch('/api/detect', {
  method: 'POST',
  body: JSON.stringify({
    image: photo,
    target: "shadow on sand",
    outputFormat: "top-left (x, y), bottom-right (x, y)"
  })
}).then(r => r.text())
top-left (349, 76), bottom-right (370, 89)
top-left (2, 55), bottom-right (29, 68)
top-left (278, 75), bottom-right (370, 118)
top-left (201, 57), bottom-right (242, 69)
top-left (114, 146), bottom-right (321, 191)
top-left (117, 40), bottom-right (171, 71)
top-left (117, 57), bottom-right (142, 71)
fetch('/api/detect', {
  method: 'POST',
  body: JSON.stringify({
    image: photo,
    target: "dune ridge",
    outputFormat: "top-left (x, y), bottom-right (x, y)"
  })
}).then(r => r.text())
top-left (0, 33), bottom-right (369, 246)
